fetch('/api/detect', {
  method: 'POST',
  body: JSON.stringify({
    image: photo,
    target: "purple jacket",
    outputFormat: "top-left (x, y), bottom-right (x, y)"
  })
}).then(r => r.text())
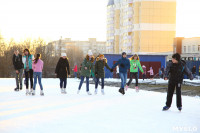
top-left (32, 59), bottom-right (43, 72)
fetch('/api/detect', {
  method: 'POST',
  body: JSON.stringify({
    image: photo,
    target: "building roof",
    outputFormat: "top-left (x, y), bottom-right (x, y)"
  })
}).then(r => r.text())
top-left (107, 0), bottom-right (114, 6)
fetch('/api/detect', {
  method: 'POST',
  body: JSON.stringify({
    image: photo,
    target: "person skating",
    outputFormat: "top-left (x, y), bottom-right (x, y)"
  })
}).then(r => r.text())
top-left (148, 67), bottom-right (154, 80)
top-left (191, 65), bottom-right (196, 79)
top-left (110, 52), bottom-right (130, 95)
top-left (73, 63), bottom-right (78, 78)
top-left (94, 54), bottom-right (111, 95)
top-left (142, 65), bottom-right (146, 81)
top-left (125, 54), bottom-right (143, 92)
top-left (77, 50), bottom-right (95, 95)
top-left (22, 49), bottom-right (34, 95)
top-left (13, 50), bottom-right (24, 91)
top-left (163, 53), bottom-right (193, 111)
top-left (55, 53), bottom-right (70, 94)
top-left (32, 54), bottom-right (44, 96)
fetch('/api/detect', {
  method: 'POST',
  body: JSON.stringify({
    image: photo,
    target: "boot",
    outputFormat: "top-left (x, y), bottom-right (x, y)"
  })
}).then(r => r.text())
top-left (77, 89), bottom-right (80, 94)
top-left (101, 89), bottom-right (105, 95)
top-left (29, 88), bottom-right (33, 95)
top-left (26, 89), bottom-right (29, 95)
top-left (94, 89), bottom-right (98, 95)
top-left (63, 89), bottom-right (67, 94)
top-left (40, 90), bottom-right (44, 96)
top-left (32, 90), bottom-right (35, 96)
top-left (87, 91), bottom-right (92, 95)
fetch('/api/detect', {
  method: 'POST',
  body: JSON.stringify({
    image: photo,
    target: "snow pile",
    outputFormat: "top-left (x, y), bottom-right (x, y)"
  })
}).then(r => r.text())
top-left (0, 78), bottom-right (199, 133)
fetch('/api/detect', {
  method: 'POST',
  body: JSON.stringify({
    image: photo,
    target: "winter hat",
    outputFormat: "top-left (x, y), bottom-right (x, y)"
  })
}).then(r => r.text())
top-left (61, 53), bottom-right (67, 57)
top-left (172, 53), bottom-right (181, 61)
top-left (88, 50), bottom-right (93, 56)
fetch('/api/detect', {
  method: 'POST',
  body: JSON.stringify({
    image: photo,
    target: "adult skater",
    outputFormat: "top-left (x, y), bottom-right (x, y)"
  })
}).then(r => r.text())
top-left (77, 50), bottom-right (94, 95)
top-left (22, 49), bottom-right (34, 95)
top-left (125, 54), bottom-right (143, 92)
top-left (32, 54), bottom-right (44, 96)
top-left (163, 53), bottom-right (193, 111)
top-left (55, 53), bottom-right (70, 94)
top-left (13, 50), bottom-right (24, 91)
top-left (94, 54), bottom-right (112, 95)
top-left (110, 52), bottom-right (130, 95)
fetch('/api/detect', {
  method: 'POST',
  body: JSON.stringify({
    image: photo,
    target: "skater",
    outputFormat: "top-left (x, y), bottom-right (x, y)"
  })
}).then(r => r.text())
top-left (191, 65), bottom-right (196, 79)
top-left (163, 53), bottom-right (193, 111)
top-left (22, 49), bottom-right (34, 95)
top-left (94, 54), bottom-right (111, 95)
top-left (32, 54), bottom-right (44, 96)
top-left (161, 66), bottom-right (165, 78)
top-left (110, 52), bottom-right (130, 95)
top-left (148, 66), bottom-right (154, 80)
top-left (55, 53), bottom-right (70, 94)
top-left (199, 66), bottom-right (200, 76)
top-left (13, 50), bottom-right (24, 91)
top-left (125, 54), bottom-right (143, 92)
top-left (142, 65), bottom-right (146, 81)
top-left (73, 63), bottom-right (78, 78)
top-left (77, 50), bottom-right (95, 95)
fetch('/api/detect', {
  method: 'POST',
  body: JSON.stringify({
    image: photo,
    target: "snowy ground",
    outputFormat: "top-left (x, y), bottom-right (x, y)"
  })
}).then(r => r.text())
top-left (0, 78), bottom-right (200, 133)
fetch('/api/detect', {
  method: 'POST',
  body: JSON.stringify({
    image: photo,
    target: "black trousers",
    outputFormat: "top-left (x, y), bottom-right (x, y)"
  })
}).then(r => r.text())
top-left (127, 72), bottom-right (138, 86)
top-left (166, 81), bottom-right (182, 107)
top-left (25, 69), bottom-right (33, 89)
top-left (60, 78), bottom-right (67, 88)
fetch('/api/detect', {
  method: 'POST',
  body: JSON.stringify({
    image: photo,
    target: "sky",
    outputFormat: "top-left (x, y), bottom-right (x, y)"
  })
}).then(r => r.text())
top-left (0, 0), bottom-right (200, 42)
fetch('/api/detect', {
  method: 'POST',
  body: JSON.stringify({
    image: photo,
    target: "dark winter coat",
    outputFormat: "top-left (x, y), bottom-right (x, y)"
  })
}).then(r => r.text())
top-left (95, 57), bottom-right (111, 78)
top-left (80, 55), bottom-right (95, 77)
top-left (164, 60), bottom-right (193, 83)
top-left (112, 57), bottom-right (130, 73)
top-left (55, 57), bottom-right (70, 79)
top-left (13, 54), bottom-right (24, 70)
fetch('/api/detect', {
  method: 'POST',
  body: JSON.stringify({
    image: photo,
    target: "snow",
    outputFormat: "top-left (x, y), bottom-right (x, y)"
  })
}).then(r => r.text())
top-left (0, 78), bottom-right (200, 133)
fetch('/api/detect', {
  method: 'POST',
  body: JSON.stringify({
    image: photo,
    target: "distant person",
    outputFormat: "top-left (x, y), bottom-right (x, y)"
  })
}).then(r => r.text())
top-left (148, 66), bottom-right (154, 80)
top-left (159, 68), bottom-right (162, 78)
top-left (110, 52), bottom-right (130, 95)
top-left (125, 54), bottom-right (143, 92)
top-left (73, 64), bottom-right (78, 78)
top-left (116, 65), bottom-right (119, 78)
top-left (161, 66), bottom-right (165, 78)
top-left (163, 53), bottom-right (193, 111)
top-left (94, 54), bottom-right (112, 95)
top-left (22, 49), bottom-right (34, 95)
top-left (192, 66), bottom-right (196, 79)
top-left (199, 66), bottom-right (200, 76)
top-left (32, 54), bottom-right (44, 96)
top-left (12, 50), bottom-right (24, 91)
top-left (77, 50), bottom-right (94, 95)
top-left (55, 53), bottom-right (70, 94)
top-left (142, 65), bottom-right (146, 81)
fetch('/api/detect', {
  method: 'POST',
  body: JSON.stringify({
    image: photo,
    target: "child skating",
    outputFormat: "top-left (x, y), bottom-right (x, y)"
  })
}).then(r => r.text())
top-left (163, 53), bottom-right (193, 111)
top-left (94, 54), bottom-right (112, 95)
top-left (125, 54), bottom-right (143, 92)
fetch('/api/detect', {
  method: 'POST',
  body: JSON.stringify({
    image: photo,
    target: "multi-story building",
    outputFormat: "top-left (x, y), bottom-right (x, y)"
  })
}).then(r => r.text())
top-left (48, 38), bottom-right (106, 57)
top-left (107, 0), bottom-right (176, 54)
top-left (173, 37), bottom-right (200, 61)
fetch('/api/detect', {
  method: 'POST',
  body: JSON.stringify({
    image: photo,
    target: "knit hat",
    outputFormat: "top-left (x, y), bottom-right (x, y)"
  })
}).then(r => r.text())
top-left (88, 50), bottom-right (93, 56)
top-left (61, 53), bottom-right (67, 57)
top-left (172, 53), bottom-right (181, 61)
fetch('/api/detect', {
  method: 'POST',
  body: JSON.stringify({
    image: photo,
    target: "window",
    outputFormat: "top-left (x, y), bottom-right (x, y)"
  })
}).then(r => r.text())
top-left (198, 45), bottom-right (200, 51)
top-left (192, 45), bottom-right (195, 52)
top-left (188, 46), bottom-right (191, 53)
top-left (184, 46), bottom-right (186, 53)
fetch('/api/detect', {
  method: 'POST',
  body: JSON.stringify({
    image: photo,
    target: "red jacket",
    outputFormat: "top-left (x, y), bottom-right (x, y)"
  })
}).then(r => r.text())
top-left (74, 65), bottom-right (78, 72)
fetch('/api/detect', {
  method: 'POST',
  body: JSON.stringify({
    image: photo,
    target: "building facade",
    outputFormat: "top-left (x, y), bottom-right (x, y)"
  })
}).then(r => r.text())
top-left (107, 0), bottom-right (176, 54)
top-left (48, 38), bottom-right (106, 57)
top-left (173, 37), bottom-right (200, 61)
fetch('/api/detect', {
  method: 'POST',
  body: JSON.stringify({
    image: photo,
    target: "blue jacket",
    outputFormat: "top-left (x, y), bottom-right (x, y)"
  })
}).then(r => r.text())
top-left (112, 57), bottom-right (130, 73)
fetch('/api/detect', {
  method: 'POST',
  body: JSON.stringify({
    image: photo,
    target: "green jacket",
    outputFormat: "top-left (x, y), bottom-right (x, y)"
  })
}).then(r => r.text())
top-left (80, 55), bottom-right (95, 77)
top-left (95, 58), bottom-right (111, 78)
top-left (130, 59), bottom-right (143, 73)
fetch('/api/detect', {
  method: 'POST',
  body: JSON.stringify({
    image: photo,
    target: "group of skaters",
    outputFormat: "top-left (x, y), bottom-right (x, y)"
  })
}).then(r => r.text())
top-left (13, 49), bottom-right (193, 111)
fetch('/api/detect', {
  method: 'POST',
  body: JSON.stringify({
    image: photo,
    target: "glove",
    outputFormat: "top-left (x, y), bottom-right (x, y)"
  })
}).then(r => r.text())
top-left (110, 69), bottom-right (113, 72)
top-left (120, 64), bottom-right (125, 68)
